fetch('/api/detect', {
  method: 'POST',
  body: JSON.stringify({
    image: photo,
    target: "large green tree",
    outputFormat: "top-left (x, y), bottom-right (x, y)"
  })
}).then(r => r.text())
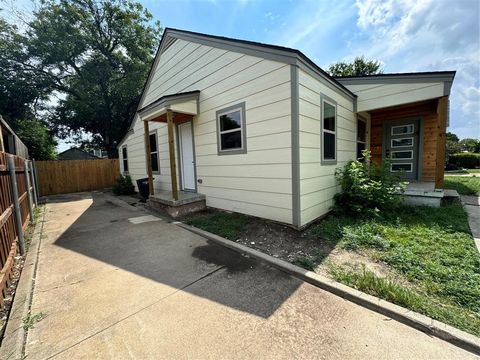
top-left (0, 18), bottom-right (57, 159)
top-left (26, 0), bottom-right (162, 157)
top-left (327, 56), bottom-right (383, 77)
top-left (460, 138), bottom-right (480, 153)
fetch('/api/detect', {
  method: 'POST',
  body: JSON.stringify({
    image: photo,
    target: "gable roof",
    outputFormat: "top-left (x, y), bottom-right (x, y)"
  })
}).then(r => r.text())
top-left (57, 147), bottom-right (99, 160)
top-left (117, 28), bottom-right (358, 147)
top-left (160, 28), bottom-right (356, 99)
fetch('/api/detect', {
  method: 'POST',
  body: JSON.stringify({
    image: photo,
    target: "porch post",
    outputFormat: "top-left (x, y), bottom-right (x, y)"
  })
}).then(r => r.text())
top-left (435, 96), bottom-right (448, 189)
top-left (166, 109), bottom-right (179, 201)
top-left (143, 120), bottom-right (154, 195)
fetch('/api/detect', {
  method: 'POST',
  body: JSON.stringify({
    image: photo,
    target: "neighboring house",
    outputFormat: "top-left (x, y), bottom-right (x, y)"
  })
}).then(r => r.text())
top-left (0, 116), bottom-right (29, 158)
top-left (92, 149), bottom-right (108, 158)
top-left (58, 148), bottom-right (99, 160)
top-left (118, 28), bottom-right (454, 228)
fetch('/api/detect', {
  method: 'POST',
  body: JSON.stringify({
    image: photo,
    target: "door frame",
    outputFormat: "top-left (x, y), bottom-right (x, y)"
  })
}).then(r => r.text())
top-left (175, 119), bottom-right (198, 192)
top-left (381, 117), bottom-right (424, 182)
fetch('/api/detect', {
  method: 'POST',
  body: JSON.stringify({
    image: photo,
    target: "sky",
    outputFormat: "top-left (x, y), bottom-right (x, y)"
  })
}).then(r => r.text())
top-left (4, 0), bottom-right (480, 150)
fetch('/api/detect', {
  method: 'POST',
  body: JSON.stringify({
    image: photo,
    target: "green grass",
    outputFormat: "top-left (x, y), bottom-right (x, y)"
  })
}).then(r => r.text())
top-left (186, 211), bottom-right (249, 240)
top-left (330, 267), bottom-right (480, 336)
top-left (467, 169), bottom-right (480, 174)
top-left (311, 203), bottom-right (480, 336)
top-left (292, 256), bottom-right (316, 271)
top-left (444, 176), bottom-right (480, 195)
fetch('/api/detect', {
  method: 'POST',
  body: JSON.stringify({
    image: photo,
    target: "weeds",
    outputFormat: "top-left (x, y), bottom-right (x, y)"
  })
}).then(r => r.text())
top-left (22, 312), bottom-right (47, 330)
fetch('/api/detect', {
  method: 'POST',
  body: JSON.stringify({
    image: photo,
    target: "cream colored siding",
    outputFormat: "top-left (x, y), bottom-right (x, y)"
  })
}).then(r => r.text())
top-left (298, 69), bottom-right (356, 226)
top-left (345, 82), bottom-right (444, 112)
top-left (120, 38), bottom-right (293, 224)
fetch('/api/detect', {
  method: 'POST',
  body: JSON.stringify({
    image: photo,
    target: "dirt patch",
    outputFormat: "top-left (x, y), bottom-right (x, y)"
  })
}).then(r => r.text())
top-left (0, 205), bottom-right (44, 345)
top-left (180, 209), bottom-right (394, 279)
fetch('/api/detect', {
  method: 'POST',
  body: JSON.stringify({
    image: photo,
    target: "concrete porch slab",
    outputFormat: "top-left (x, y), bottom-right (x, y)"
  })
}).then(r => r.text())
top-left (403, 182), bottom-right (444, 207)
top-left (147, 191), bottom-right (206, 218)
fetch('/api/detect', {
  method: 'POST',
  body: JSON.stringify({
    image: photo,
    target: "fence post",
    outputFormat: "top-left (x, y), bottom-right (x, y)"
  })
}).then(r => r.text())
top-left (32, 159), bottom-right (40, 200)
top-left (7, 155), bottom-right (25, 255)
top-left (29, 161), bottom-right (38, 206)
top-left (24, 159), bottom-right (34, 223)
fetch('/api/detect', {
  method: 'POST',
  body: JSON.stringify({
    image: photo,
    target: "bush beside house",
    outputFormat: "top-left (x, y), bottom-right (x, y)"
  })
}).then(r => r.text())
top-left (112, 175), bottom-right (135, 195)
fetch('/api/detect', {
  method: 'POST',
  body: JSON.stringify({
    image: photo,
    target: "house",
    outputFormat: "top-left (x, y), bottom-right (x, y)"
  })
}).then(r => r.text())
top-left (118, 28), bottom-right (454, 228)
top-left (57, 147), bottom-right (99, 160)
top-left (0, 116), bottom-right (29, 158)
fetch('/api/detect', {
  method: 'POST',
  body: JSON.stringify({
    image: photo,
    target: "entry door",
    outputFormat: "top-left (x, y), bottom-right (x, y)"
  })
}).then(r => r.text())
top-left (178, 122), bottom-right (196, 191)
top-left (384, 119), bottom-right (420, 180)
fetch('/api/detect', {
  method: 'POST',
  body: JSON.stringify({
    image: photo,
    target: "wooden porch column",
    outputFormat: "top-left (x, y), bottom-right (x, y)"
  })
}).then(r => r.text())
top-left (166, 109), bottom-right (178, 201)
top-left (435, 96), bottom-right (448, 189)
top-left (143, 120), bottom-right (154, 195)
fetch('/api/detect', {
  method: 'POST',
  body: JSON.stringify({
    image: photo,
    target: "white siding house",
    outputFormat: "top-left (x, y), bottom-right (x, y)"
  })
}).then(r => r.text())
top-left (118, 28), bottom-right (455, 228)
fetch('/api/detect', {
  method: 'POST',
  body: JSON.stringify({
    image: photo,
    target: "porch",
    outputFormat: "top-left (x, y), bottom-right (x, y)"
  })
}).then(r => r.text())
top-left (362, 96), bottom-right (448, 186)
top-left (138, 90), bottom-right (205, 216)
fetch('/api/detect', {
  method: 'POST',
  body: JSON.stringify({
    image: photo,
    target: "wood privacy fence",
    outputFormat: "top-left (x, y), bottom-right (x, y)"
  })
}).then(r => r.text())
top-left (36, 159), bottom-right (120, 196)
top-left (0, 152), bottom-right (37, 308)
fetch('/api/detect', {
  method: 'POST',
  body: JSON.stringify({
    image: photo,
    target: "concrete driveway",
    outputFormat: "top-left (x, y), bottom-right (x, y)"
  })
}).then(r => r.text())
top-left (19, 192), bottom-right (476, 359)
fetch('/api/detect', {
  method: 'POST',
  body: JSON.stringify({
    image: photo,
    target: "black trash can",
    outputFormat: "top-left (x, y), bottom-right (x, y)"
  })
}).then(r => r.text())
top-left (136, 178), bottom-right (152, 201)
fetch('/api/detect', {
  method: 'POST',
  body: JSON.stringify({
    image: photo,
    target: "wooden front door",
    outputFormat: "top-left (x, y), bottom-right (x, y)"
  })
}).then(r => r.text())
top-left (384, 119), bottom-right (420, 180)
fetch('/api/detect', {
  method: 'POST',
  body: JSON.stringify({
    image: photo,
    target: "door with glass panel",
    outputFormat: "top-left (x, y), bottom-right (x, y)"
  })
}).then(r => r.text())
top-left (384, 119), bottom-right (419, 180)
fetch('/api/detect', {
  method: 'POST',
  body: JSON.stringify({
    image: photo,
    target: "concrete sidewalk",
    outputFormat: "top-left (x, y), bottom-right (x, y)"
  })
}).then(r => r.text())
top-left (9, 192), bottom-right (477, 359)
top-left (461, 195), bottom-right (480, 252)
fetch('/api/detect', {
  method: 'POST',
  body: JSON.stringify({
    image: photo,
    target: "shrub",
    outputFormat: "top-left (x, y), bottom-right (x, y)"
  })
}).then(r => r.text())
top-left (112, 175), bottom-right (135, 195)
top-left (449, 152), bottom-right (480, 169)
top-left (334, 150), bottom-right (406, 217)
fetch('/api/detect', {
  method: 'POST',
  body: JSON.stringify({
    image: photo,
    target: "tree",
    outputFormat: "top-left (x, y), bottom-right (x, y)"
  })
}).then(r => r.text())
top-left (460, 138), bottom-right (480, 153)
top-left (446, 132), bottom-right (462, 161)
top-left (0, 19), bottom-right (57, 159)
top-left (25, 0), bottom-right (162, 157)
top-left (10, 118), bottom-right (57, 160)
top-left (327, 56), bottom-right (383, 77)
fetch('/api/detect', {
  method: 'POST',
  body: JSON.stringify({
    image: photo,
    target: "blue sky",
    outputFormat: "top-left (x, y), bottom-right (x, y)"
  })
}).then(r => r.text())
top-left (4, 0), bottom-right (480, 149)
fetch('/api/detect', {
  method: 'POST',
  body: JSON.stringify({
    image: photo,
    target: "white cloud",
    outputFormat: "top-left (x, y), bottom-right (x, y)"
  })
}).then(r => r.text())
top-left (353, 0), bottom-right (480, 138)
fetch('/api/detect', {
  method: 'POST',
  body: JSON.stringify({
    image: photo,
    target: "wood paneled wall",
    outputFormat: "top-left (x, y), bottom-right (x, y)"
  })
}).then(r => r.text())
top-left (369, 99), bottom-right (442, 182)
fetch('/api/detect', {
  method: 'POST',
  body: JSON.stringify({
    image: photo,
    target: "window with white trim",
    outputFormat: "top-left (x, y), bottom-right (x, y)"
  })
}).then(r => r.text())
top-left (321, 98), bottom-right (336, 163)
top-left (357, 117), bottom-right (367, 160)
top-left (121, 145), bottom-right (129, 173)
top-left (216, 103), bottom-right (246, 154)
top-left (149, 131), bottom-right (160, 173)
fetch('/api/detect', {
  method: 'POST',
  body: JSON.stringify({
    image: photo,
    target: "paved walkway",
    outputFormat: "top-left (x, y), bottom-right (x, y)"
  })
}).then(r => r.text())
top-left (18, 193), bottom-right (478, 359)
top-left (462, 195), bottom-right (480, 252)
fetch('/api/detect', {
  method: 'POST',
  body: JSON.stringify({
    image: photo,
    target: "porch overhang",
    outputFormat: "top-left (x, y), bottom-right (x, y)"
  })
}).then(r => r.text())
top-left (138, 90), bottom-right (200, 122)
top-left (336, 71), bottom-right (456, 113)
top-left (139, 90), bottom-right (200, 201)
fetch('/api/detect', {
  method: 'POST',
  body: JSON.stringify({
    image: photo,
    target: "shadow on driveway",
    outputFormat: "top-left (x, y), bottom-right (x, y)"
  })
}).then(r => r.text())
top-left (52, 192), bottom-right (301, 319)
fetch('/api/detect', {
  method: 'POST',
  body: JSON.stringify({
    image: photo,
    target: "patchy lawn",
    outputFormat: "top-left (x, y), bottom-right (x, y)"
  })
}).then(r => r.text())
top-left (183, 204), bottom-right (480, 336)
top-left (444, 176), bottom-right (480, 195)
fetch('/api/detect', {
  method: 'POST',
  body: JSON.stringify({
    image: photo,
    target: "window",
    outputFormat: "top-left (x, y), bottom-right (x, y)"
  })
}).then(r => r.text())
top-left (391, 150), bottom-right (413, 159)
top-left (216, 102), bottom-right (247, 155)
top-left (391, 124), bottom-right (414, 135)
top-left (321, 97), bottom-right (336, 164)
top-left (391, 137), bottom-right (413, 148)
top-left (149, 131), bottom-right (160, 173)
top-left (357, 117), bottom-right (367, 160)
top-left (391, 163), bottom-right (413, 172)
top-left (121, 146), bottom-right (129, 173)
